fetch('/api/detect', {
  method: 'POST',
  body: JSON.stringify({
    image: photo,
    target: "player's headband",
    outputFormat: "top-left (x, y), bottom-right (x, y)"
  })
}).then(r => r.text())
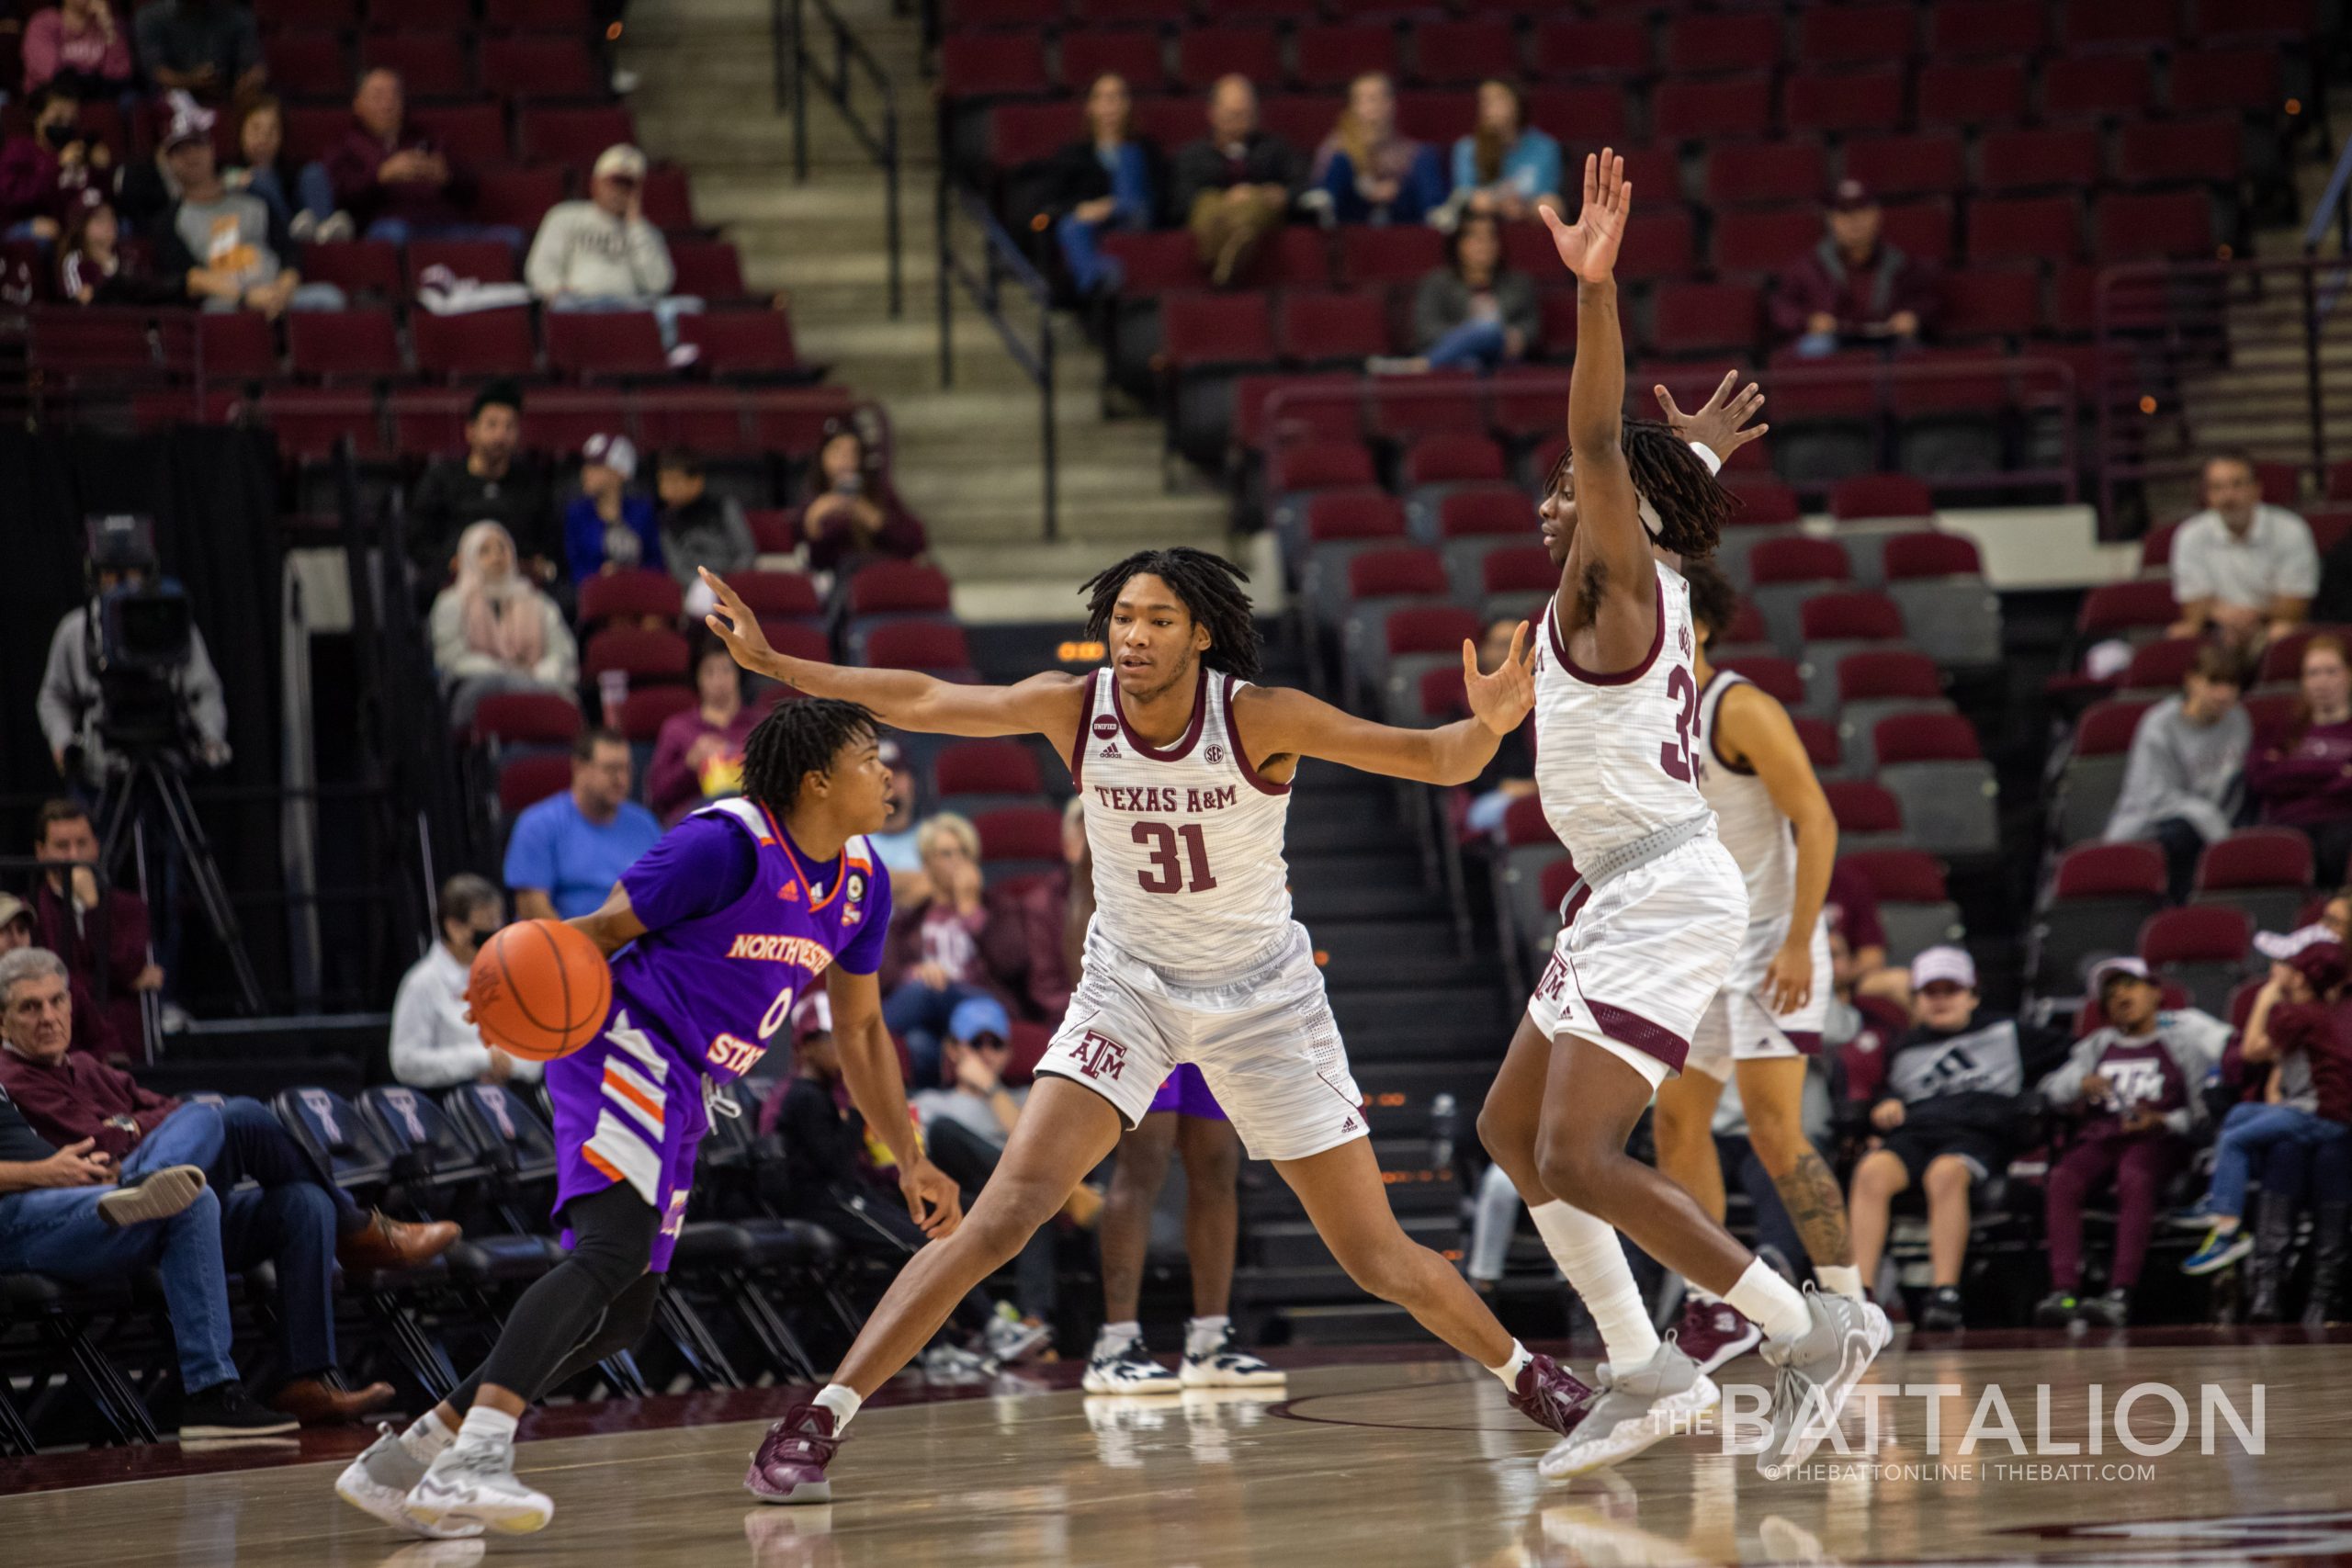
top-left (1635, 441), bottom-right (1724, 540)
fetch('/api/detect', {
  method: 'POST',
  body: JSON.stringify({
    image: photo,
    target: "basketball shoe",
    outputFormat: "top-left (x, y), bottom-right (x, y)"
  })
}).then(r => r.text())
top-left (744, 1404), bottom-right (838, 1505)
top-left (337, 1425), bottom-right (484, 1540)
top-left (1179, 1322), bottom-right (1284, 1388)
top-left (1755, 1291), bottom-right (1893, 1478)
top-left (1537, 1339), bottom-right (1721, 1479)
top-left (1670, 1293), bottom-right (1761, 1374)
top-left (1507, 1352), bottom-right (1599, 1438)
top-left (1082, 1330), bottom-right (1181, 1394)
top-left (404, 1437), bottom-right (553, 1534)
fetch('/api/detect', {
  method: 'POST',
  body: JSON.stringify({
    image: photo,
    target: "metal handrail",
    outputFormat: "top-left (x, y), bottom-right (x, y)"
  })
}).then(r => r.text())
top-left (936, 180), bottom-right (1059, 538)
top-left (775, 0), bottom-right (902, 318)
top-left (2304, 130), bottom-right (2352, 257)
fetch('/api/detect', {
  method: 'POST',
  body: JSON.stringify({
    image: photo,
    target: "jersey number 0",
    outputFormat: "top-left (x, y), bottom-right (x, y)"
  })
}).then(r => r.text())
top-left (1133, 821), bottom-right (1218, 895)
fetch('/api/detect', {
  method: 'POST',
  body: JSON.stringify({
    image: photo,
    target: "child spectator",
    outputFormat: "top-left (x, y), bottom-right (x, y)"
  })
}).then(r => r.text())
top-left (2105, 643), bottom-right (2250, 900)
top-left (563, 433), bottom-right (661, 583)
top-left (646, 637), bottom-right (756, 827)
top-left (56, 191), bottom-right (176, 304)
top-left (2245, 634), bottom-right (2352, 886)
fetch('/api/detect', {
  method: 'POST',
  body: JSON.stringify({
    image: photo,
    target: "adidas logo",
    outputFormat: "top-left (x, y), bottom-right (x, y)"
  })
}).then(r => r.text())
top-left (1340, 1115), bottom-right (1358, 1132)
top-left (777, 883), bottom-right (800, 901)
top-left (1099, 744), bottom-right (1120, 759)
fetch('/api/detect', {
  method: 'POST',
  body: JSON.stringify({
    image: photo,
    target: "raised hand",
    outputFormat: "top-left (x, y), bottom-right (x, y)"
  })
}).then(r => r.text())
top-left (1538, 150), bottom-right (1632, 286)
top-left (1656, 368), bottom-right (1769, 460)
top-left (700, 566), bottom-right (783, 675)
top-left (1463, 621), bottom-right (1536, 736)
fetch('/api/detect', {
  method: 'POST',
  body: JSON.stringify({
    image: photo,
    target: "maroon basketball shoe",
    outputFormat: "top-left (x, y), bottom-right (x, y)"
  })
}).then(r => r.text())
top-left (1508, 1352), bottom-right (1599, 1438)
top-left (745, 1404), bottom-right (839, 1505)
top-left (1672, 1295), bottom-right (1761, 1375)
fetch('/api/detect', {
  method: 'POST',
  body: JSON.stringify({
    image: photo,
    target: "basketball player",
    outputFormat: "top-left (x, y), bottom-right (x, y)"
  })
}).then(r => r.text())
top-left (335, 699), bottom-right (959, 1539)
top-left (1648, 559), bottom-right (1865, 1373)
top-left (1475, 152), bottom-right (1888, 1482)
top-left (695, 550), bottom-right (1601, 1505)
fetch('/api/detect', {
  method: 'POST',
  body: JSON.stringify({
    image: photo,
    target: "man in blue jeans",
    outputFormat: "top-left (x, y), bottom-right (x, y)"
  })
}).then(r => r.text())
top-left (2183, 927), bottom-right (2352, 1274)
top-left (0, 947), bottom-right (450, 1425)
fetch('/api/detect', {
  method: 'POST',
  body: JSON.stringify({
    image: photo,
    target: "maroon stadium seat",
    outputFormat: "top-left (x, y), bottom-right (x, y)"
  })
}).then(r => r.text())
top-left (1838, 649), bottom-right (1942, 705)
top-left (2139, 906), bottom-right (2251, 966)
top-left (676, 310), bottom-right (799, 378)
top-left (1750, 536), bottom-right (1853, 588)
top-left (1967, 197), bottom-right (2082, 265)
top-left (2189, 0), bottom-right (2313, 39)
top-left (1099, 229), bottom-right (1204, 295)
top-left (583, 625), bottom-right (692, 683)
top-left (2073, 698), bottom-right (2152, 760)
top-left (1796, 4), bottom-right (1915, 66)
top-left (1177, 28), bottom-right (1281, 91)
top-left (473, 690), bottom-right (582, 746)
top-left (1664, 10), bottom-right (1780, 75)
top-left (1718, 654), bottom-right (1805, 707)
top-left (498, 753), bottom-right (573, 815)
top-left (1401, 434), bottom-right (1505, 489)
top-left (1522, 85), bottom-right (1628, 144)
top-left (407, 238), bottom-right (518, 288)
top-left (1347, 547), bottom-right (1445, 602)
top-left (288, 309), bottom-right (403, 382)
top-left (479, 35), bottom-right (603, 97)
top-left (1800, 591), bottom-right (1904, 645)
top-left (300, 241), bottom-right (405, 299)
top-left (1842, 134), bottom-right (1966, 200)
top-left (1529, 19), bottom-right (1649, 78)
top-left (2096, 191), bottom-right (2215, 263)
top-left (1784, 69), bottom-right (1905, 137)
top-left (2041, 54), bottom-right (2152, 120)
top-left (1269, 440), bottom-right (1374, 494)
top-left (1977, 127), bottom-right (2103, 195)
top-left (483, 0), bottom-right (591, 28)
top-left (1337, 225), bottom-right (1445, 288)
top-left (865, 622), bottom-right (976, 677)
top-left (1615, 208), bottom-right (1697, 281)
top-left (1648, 281), bottom-right (1760, 356)
top-left (577, 569), bottom-right (684, 630)
top-left (2169, 50), bottom-right (2284, 116)
top-left (1939, 269), bottom-right (2042, 341)
top-left (471, 166), bottom-right (569, 231)
top-left (935, 740), bottom-right (1044, 800)
top-left (2061, 0), bottom-right (2177, 52)
top-left (545, 310), bottom-right (668, 379)
top-left (1830, 474), bottom-right (1933, 521)
top-left (1881, 531), bottom-right (1984, 581)
top-left (2054, 840), bottom-right (2167, 900)
top-left (2197, 829), bottom-right (2316, 894)
top-left (1306, 491), bottom-right (1409, 543)
top-left (2120, 637), bottom-right (2201, 693)
top-left (1704, 143), bottom-right (1826, 209)
top-left (974, 806), bottom-right (1062, 871)
top-left (412, 307), bottom-right (536, 379)
top-left (1293, 25), bottom-right (1398, 90)
top-left (639, 167), bottom-right (696, 231)
top-left (1916, 61), bottom-right (2028, 130)
top-left (1928, 0), bottom-right (2045, 57)
top-left (266, 30), bottom-right (352, 98)
top-left (362, 31), bottom-right (471, 97)
top-left (668, 240), bottom-right (747, 301)
top-left (1160, 292), bottom-right (1275, 369)
top-left (1408, 18), bottom-right (1519, 87)
top-left (617, 686), bottom-right (695, 744)
top-left (847, 561), bottom-right (955, 616)
top-left (1825, 779), bottom-right (1905, 837)
top-left (261, 389), bottom-right (387, 459)
top-left (2117, 119), bottom-right (2244, 188)
top-left (1651, 74), bottom-right (1774, 141)
top-left (518, 106), bottom-right (638, 172)
top-left (1711, 208), bottom-right (1820, 277)
top-left (1277, 289), bottom-right (1391, 365)
top-left (2075, 579), bottom-right (2179, 637)
top-left (1873, 711), bottom-right (1981, 765)
top-left (408, 104), bottom-right (508, 169)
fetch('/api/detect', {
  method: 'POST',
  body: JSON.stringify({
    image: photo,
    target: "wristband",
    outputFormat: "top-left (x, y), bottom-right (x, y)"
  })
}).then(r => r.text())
top-left (1689, 442), bottom-right (1724, 477)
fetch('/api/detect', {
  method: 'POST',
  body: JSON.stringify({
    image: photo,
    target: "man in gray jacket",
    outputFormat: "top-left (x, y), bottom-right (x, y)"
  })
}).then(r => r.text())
top-left (524, 143), bottom-right (701, 355)
top-left (2104, 642), bottom-right (2249, 900)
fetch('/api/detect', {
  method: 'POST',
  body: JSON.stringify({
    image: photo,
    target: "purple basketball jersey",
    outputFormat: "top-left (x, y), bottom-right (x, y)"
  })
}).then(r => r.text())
top-left (547, 798), bottom-right (890, 1267)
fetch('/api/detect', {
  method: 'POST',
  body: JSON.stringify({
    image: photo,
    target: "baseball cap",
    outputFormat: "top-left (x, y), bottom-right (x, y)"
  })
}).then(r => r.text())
top-left (1828, 178), bottom-right (1876, 212)
top-left (2088, 955), bottom-right (2154, 993)
top-left (161, 91), bottom-right (216, 151)
top-left (877, 738), bottom-right (910, 772)
top-left (789, 990), bottom-right (832, 1043)
top-left (0, 892), bottom-right (27, 931)
top-left (582, 431), bottom-right (636, 482)
top-left (948, 995), bottom-right (1011, 1047)
top-left (1912, 945), bottom-right (1977, 991)
top-left (2256, 923), bottom-right (2336, 962)
top-left (593, 143), bottom-right (648, 183)
top-left (2292, 940), bottom-right (2349, 996)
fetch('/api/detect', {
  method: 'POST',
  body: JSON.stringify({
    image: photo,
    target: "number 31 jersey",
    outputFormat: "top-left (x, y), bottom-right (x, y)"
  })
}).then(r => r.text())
top-left (1069, 666), bottom-right (1295, 976)
top-left (1532, 557), bottom-right (1717, 867)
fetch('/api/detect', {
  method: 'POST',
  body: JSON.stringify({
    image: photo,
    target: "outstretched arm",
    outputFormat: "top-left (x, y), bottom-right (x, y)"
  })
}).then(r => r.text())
top-left (1234, 625), bottom-right (1535, 786)
top-left (1542, 152), bottom-right (1645, 604)
top-left (701, 568), bottom-right (1087, 742)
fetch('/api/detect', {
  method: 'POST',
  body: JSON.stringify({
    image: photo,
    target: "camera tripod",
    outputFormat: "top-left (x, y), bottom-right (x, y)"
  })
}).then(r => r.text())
top-left (99, 748), bottom-right (266, 1024)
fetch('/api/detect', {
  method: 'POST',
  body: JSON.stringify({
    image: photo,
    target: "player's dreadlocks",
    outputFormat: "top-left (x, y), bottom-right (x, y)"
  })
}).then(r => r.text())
top-left (1080, 547), bottom-right (1261, 681)
top-left (741, 695), bottom-right (878, 808)
top-left (1680, 557), bottom-right (1741, 646)
top-left (1545, 417), bottom-right (1737, 562)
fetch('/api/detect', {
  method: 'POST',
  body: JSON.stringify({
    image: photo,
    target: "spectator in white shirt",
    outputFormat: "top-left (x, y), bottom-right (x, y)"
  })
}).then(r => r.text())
top-left (388, 874), bottom-right (540, 1089)
top-left (2167, 451), bottom-right (2317, 655)
top-left (523, 142), bottom-right (701, 355)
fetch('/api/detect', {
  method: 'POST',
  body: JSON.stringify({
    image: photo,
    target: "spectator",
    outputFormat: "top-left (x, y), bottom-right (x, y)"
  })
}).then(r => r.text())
top-left (389, 874), bottom-right (539, 1089)
top-left (2245, 634), bottom-right (2352, 886)
top-left (799, 423), bottom-right (925, 578)
top-left (1769, 179), bottom-right (1938, 357)
top-left (524, 143), bottom-right (701, 355)
top-left (0, 946), bottom-right (455, 1421)
top-left (131, 0), bottom-right (262, 103)
top-left (28, 799), bottom-right (157, 1055)
top-left (866, 739), bottom-right (928, 899)
top-left (1461, 616), bottom-right (1536, 838)
top-left (655, 447), bottom-right (755, 604)
top-left (0, 891), bottom-right (115, 1058)
top-left (1312, 73), bottom-right (1445, 229)
top-left (2104, 642), bottom-right (2251, 901)
top-left (56, 190), bottom-right (178, 304)
top-left (2035, 958), bottom-right (2228, 1327)
top-left (2168, 452), bottom-right (2318, 653)
top-left (316, 68), bottom-right (521, 249)
top-left (646, 637), bottom-right (756, 827)
top-left (1371, 210), bottom-right (1538, 377)
top-left (1037, 72), bottom-right (1161, 296)
top-left (408, 381), bottom-right (560, 584)
top-left (1846, 946), bottom-right (2039, 1329)
top-left (1010, 795), bottom-right (1086, 1023)
top-left (22, 0), bottom-right (133, 100)
top-left (1444, 79), bottom-right (1562, 225)
top-left (503, 728), bottom-right (662, 921)
top-left (564, 432), bottom-right (661, 583)
top-left (151, 97), bottom-right (345, 317)
top-left (877, 812), bottom-right (1032, 1087)
top-left (0, 1092), bottom-right (309, 1437)
top-left (1168, 74), bottom-right (1303, 288)
top-left (428, 521), bottom-right (579, 729)
top-left (0, 82), bottom-right (112, 243)
top-left (224, 94), bottom-right (340, 239)
top-left (1825, 861), bottom-right (1894, 999)
top-left (2180, 931), bottom-right (2352, 1282)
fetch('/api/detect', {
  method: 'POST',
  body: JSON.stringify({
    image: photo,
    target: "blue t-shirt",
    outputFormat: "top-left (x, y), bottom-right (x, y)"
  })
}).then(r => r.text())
top-left (504, 792), bottom-right (664, 919)
top-left (564, 494), bottom-right (663, 583)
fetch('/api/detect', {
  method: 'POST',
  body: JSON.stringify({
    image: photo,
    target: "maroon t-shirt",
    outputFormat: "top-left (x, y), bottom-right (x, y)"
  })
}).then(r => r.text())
top-left (2078, 1032), bottom-right (2190, 1139)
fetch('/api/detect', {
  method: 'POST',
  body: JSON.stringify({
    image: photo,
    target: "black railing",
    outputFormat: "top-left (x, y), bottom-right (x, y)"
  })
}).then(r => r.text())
top-left (2306, 130), bottom-right (2352, 260)
top-left (936, 181), bottom-right (1059, 538)
top-left (775, 0), bottom-right (902, 318)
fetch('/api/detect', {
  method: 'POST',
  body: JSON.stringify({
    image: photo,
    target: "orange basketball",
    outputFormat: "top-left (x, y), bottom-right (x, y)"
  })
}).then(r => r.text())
top-left (466, 919), bottom-right (613, 1063)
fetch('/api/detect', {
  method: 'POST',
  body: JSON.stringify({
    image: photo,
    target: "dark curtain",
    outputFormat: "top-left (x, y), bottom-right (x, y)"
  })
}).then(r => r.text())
top-left (0, 425), bottom-right (289, 1005)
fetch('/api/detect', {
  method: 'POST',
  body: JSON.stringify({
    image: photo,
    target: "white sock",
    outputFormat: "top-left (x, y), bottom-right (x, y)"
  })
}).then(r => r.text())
top-left (812, 1383), bottom-right (861, 1433)
top-left (1688, 1281), bottom-right (1723, 1306)
top-left (1184, 1315), bottom-right (1229, 1357)
top-left (1815, 1264), bottom-right (1865, 1301)
top-left (1487, 1338), bottom-right (1533, 1388)
top-left (453, 1405), bottom-right (518, 1451)
top-left (1530, 1201), bottom-right (1661, 1365)
top-left (399, 1409), bottom-right (456, 1465)
top-left (1726, 1258), bottom-right (1813, 1344)
top-left (1094, 1319), bottom-right (1143, 1357)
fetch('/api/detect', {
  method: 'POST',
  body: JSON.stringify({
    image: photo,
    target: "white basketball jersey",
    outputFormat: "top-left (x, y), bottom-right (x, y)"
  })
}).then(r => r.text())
top-left (1532, 558), bottom-right (1715, 865)
top-left (1692, 669), bottom-right (1796, 931)
top-left (1070, 667), bottom-right (1295, 976)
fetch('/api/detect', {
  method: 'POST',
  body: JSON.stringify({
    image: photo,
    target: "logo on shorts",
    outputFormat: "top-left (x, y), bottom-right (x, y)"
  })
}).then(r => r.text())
top-left (1092, 714), bottom-right (1119, 739)
top-left (1535, 955), bottom-right (1569, 1003)
top-left (1340, 1114), bottom-right (1358, 1132)
top-left (1069, 1030), bottom-right (1129, 1082)
top-left (1204, 743), bottom-right (1225, 764)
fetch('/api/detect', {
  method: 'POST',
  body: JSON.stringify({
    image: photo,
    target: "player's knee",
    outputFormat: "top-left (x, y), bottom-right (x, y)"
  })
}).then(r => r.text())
top-left (1326, 1227), bottom-right (1422, 1304)
top-left (967, 1181), bottom-right (1063, 1261)
top-left (1649, 1096), bottom-right (1711, 1157)
top-left (1475, 1090), bottom-right (1534, 1168)
top-left (1532, 1134), bottom-right (1617, 1219)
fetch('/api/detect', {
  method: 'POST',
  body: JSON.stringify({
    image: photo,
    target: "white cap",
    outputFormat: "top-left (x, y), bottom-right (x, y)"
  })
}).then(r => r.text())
top-left (1912, 945), bottom-right (1977, 991)
top-left (2088, 955), bottom-right (2153, 991)
top-left (161, 90), bottom-right (217, 150)
top-left (2256, 923), bottom-right (2336, 962)
top-left (582, 431), bottom-right (636, 481)
top-left (592, 143), bottom-right (648, 183)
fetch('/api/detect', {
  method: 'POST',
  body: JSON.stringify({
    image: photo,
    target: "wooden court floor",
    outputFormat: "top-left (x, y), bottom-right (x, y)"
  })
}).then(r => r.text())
top-left (6, 1336), bottom-right (2351, 1568)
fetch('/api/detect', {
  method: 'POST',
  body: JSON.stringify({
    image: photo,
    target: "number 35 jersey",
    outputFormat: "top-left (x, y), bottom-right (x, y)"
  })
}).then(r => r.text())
top-left (1532, 558), bottom-right (1717, 867)
top-left (1069, 666), bottom-right (1295, 977)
